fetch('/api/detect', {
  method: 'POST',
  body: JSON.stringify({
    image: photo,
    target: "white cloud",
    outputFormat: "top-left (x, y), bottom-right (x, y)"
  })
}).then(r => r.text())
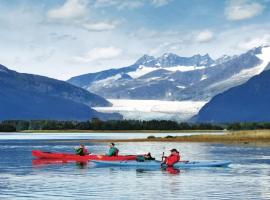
top-left (225, 0), bottom-right (264, 21)
top-left (94, 0), bottom-right (144, 9)
top-left (150, 0), bottom-right (173, 7)
top-left (94, 0), bottom-right (173, 9)
top-left (82, 21), bottom-right (119, 31)
top-left (73, 47), bottom-right (123, 62)
top-left (47, 0), bottom-right (120, 31)
top-left (47, 0), bottom-right (88, 20)
top-left (196, 30), bottom-right (214, 43)
top-left (237, 34), bottom-right (270, 50)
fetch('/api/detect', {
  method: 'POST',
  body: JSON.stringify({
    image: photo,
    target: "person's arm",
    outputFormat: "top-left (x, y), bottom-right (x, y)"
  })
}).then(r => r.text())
top-left (163, 156), bottom-right (168, 163)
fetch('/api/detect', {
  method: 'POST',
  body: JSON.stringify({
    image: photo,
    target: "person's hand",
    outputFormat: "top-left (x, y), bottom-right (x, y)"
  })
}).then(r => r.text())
top-left (160, 163), bottom-right (167, 169)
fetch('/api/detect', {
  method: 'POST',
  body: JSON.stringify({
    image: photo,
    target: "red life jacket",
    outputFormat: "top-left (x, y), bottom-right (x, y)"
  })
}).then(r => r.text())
top-left (165, 153), bottom-right (180, 166)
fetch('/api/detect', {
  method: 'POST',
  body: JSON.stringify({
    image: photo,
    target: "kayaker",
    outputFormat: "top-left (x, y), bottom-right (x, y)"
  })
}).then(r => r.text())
top-left (75, 144), bottom-right (89, 156)
top-left (162, 149), bottom-right (180, 167)
top-left (106, 143), bottom-right (119, 156)
top-left (144, 152), bottom-right (155, 160)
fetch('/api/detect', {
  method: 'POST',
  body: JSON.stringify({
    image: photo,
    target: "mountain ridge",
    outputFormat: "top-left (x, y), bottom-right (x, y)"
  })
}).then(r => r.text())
top-left (0, 64), bottom-right (121, 121)
top-left (67, 46), bottom-right (270, 102)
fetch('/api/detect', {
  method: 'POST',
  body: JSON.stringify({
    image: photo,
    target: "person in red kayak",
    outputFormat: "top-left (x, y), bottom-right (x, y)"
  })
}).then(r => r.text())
top-left (106, 143), bottom-right (119, 156)
top-left (162, 149), bottom-right (180, 167)
top-left (144, 152), bottom-right (155, 160)
top-left (75, 144), bottom-right (89, 156)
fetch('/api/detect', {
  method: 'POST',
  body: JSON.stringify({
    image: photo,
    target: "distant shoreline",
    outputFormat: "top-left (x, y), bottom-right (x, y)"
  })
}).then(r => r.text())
top-left (43, 130), bottom-right (270, 144)
top-left (20, 129), bottom-right (223, 133)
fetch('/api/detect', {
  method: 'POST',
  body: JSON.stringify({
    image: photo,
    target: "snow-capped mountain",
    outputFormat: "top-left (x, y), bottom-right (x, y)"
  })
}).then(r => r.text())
top-left (68, 46), bottom-right (270, 101)
top-left (135, 53), bottom-right (214, 67)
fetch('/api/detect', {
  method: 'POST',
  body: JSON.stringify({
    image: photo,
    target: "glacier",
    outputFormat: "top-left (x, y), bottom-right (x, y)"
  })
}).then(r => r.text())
top-left (94, 99), bottom-right (207, 121)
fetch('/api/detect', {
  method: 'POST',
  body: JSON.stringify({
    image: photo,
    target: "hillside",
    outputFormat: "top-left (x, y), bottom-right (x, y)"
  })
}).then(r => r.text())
top-left (195, 68), bottom-right (270, 122)
top-left (0, 64), bottom-right (121, 120)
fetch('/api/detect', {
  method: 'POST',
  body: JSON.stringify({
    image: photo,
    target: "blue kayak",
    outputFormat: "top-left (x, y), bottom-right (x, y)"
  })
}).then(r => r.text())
top-left (91, 160), bottom-right (231, 168)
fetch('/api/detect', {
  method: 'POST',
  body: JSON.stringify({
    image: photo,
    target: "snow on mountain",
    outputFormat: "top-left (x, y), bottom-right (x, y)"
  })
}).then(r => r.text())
top-left (200, 74), bottom-right (208, 81)
top-left (154, 53), bottom-right (214, 67)
top-left (90, 74), bottom-right (122, 88)
top-left (214, 55), bottom-right (235, 65)
top-left (94, 99), bottom-right (206, 121)
top-left (176, 85), bottom-right (186, 89)
top-left (164, 65), bottom-right (206, 72)
top-left (256, 46), bottom-right (270, 70)
top-left (67, 46), bottom-right (270, 121)
top-left (127, 64), bottom-right (207, 79)
top-left (207, 46), bottom-right (270, 91)
top-left (127, 66), bottom-right (158, 78)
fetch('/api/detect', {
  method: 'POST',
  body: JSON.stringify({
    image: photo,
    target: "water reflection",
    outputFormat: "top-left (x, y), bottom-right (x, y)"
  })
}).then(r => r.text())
top-left (75, 161), bottom-right (88, 169)
top-left (32, 158), bottom-right (180, 175)
top-left (32, 159), bottom-right (71, 166)
top-left (164, 167), bottom-right (180, 174)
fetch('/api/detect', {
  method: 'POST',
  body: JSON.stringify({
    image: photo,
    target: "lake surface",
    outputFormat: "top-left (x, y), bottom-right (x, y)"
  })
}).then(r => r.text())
top-left (0, 133), bottom-right (269, 200)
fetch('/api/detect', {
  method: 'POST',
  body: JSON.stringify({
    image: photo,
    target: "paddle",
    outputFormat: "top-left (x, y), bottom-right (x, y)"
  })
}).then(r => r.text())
top-left (180, 160), bottom-right (189, 163)
top-left (160, 152), bottom-right (166, 168)
top-left (161, 146), bottom-right (166, 162)
top-left (161, 152), bottom-right (165, 162)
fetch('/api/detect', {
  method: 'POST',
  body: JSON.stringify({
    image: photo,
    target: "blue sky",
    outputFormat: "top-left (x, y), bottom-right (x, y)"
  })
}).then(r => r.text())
top-left (0, 0), bottom-right (270, 79)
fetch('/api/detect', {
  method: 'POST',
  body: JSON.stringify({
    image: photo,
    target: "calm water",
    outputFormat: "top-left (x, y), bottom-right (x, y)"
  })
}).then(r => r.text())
top-left (0, 131), bottom-right (224, 140)
top-left (0, 134), bottom-right (270, 200)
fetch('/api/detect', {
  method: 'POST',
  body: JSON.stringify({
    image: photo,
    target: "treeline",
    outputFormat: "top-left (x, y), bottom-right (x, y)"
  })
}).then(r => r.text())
top-left (0, 119), bottom-right (223, 132)
top-left (2, 119), bottom-right (270, 132)
top-left (227, 122), bottom-right (270, 130)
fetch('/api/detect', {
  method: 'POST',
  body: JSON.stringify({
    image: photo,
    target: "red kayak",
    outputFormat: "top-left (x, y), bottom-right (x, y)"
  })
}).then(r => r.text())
top-left (32, 150), bottom-right (137, 161)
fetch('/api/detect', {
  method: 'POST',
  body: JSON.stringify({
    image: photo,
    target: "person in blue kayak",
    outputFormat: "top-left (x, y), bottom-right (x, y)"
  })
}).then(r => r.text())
top-left (75, 144), bottom-right (89, 156)
top-left (162, 149), bottom-right (180, 167)
top-left (106, 143), bottom-right (119, 156)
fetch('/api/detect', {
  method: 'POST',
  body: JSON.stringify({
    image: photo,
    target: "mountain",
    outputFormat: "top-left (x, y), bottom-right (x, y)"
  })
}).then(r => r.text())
top-left (68, 46), bottom-right (270, 101)
top-left (0, 65), bottom-right (110, 107)
top-left (195, 68), bottom-right (270, 122)
top-left (0, 64), bottom-right (121, 121)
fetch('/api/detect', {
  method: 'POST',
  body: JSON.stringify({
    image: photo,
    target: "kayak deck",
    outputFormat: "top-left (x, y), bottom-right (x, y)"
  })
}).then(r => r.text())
top-left (32, 150), bottom-right (137, 161)
top-left (91, 160), bottom-right (231, 168)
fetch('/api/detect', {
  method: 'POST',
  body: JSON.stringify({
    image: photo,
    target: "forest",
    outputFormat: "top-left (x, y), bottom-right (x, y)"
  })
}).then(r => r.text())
top-left (0, 118), bottom-right (224, 132)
